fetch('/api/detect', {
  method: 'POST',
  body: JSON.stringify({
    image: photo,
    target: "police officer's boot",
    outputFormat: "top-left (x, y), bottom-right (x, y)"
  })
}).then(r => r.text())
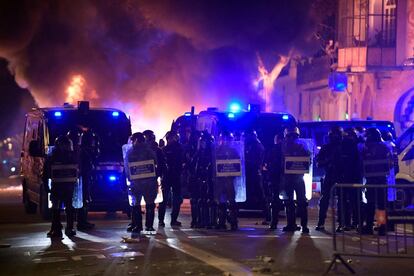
top-left (77, 206), bottom-right (95, 231)
top-left (283, 203), bottom-right (300, 232)
top-left (145, 203), bottom-right (156, 232)
top-left (299, 202), bottom-right (309, 234)
top-left (199, 199), bottom-right (209, 228)
top-left (216, 203), bottom-right (227, 230)
top-left (190, 199), bottom-right (198, 228)
top-left (170, 195), bottom-right (182, 227)
top-left (207, 200), bottom-right (217, 229)
top-left (131, 205), bottom-right (143, 233)
top-left (269, 202), bottom-right (279, 230)
top-left (228, 201), bottom-right (238, 231)
top-left (48, 208), bottom-right (63, 238)
top-left (65, 206), bottom-right (76, 237)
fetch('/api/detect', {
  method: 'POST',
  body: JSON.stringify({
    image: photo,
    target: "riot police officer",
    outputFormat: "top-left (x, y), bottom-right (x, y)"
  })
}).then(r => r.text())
top-left (43, 135), bottom-right (78, 238)
top-left (77, 129), bottom-right (99, 230)
top-left (337, 128), bottom-right (362, 231)
top-left (194, 131), bottom-right (214, 228)
top-left (281, 127), bottom-right (311, 233)
top-left (159, 131), bottom-right (184, 227)
top-left (315, 126), bottom-right (343, 231)
top-left (125, 132), bottom-right (158, 233)
top-left (214, 131), bottom-right (240, 230)
top-left (143, 130), bottom-right (167, 182)
top-left (244, 129), bottom-right (266, 223)
top-left (266, 133), bottom-right (284, 230)
top-left (361, 128), bottom-right (393, 235)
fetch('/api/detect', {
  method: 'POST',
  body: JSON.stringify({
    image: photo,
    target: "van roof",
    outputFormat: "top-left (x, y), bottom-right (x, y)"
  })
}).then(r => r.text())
top-left (28, 107), bottom-right (125, 114)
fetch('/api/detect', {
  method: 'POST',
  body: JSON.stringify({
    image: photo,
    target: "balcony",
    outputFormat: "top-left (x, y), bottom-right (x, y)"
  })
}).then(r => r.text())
top-left (337, 47), bottom-right (396, 72)
top-left (296, 56), bottom-right (331, 86)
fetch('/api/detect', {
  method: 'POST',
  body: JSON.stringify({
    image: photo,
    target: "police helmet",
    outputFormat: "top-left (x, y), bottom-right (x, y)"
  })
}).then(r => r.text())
top-left (55, 135), bottom-right (72, 151)
top-left (365, 127), bottom-right (382, 143)
top-left (80, 130), bottom-right (98, 147)
top-left (67, 129), bottom-right (81, 146)
top-left (165, 131), bottom-right (178, 141)
top-left (328, 126), bottom-right (343, 142)
top-left (131, 132), bottom-right (146, 144)
top-left (219, 131), bottom-right (234, 142)
top-left (382, 131), bottom-right (394, 142)
top-left (343, 128), bottom-right (357, 141)
top-left (284, 126), bottom-right (300, 138)
top-left (143, 129), bottom-right (156, 142)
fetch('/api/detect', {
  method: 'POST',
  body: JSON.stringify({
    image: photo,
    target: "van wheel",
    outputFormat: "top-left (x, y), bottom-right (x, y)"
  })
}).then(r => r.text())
top-left (39, 185), bottom-right (51, 220)
top-left (22, 181), bottom-right (37, 214)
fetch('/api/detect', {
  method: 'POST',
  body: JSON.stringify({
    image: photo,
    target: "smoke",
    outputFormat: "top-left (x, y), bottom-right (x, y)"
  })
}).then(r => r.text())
top-left (0, 0), bottom-right (320, 138)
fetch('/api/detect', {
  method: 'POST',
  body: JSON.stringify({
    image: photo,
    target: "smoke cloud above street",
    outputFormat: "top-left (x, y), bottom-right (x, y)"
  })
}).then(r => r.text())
top-left (0, 0), bottom-right (319, 135)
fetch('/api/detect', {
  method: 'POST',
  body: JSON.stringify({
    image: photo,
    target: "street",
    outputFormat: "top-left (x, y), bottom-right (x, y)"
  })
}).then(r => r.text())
top-left (1, 177), bottom-right (414, 276)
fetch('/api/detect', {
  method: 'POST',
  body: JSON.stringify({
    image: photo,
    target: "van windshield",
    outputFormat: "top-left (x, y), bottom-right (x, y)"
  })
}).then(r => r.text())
top-left (46, 110), bottom-right (131, 161)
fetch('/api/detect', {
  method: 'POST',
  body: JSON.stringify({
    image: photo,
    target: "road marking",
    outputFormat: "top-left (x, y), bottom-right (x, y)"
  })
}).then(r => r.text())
top-left (187, 235), bottom-right (219, 239)
top-left (110, 251), bottom-right (144, 258)
top-left (156, 238), bottom-right (252, 276)
top-left (72, 254), bottom-right (106, 261)
top-left (247, 235), bottom-right (280, 238)
top-left (32, 257), bottom-right (68, 264)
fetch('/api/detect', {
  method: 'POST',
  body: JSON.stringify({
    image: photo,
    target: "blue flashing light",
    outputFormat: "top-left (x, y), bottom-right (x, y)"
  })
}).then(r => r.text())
top-left (112, 111), bottom-right (119, 117)
top-left (329, 72), bottom-right (347, 92)
top-left (54, 111), bottom-right (62, 117)
top-left (282, 114), bottom-right (289, 120)
top-left (387, 124), bottom-right (392, 128)
top-left (229, 102), bottom-right (242, 113)
top-left (227, 113), bottom-right (235, 119)
top-left (2, 160), bottom-right (6, 164)
top-left (184, 112), bottom-right (192, 117)
top-left (108, 175), bottom-right (117, 182)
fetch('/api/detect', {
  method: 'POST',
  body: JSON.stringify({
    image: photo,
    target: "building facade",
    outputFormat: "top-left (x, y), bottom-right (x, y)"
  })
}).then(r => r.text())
top-left (275, 0), bottom-right (414, 136)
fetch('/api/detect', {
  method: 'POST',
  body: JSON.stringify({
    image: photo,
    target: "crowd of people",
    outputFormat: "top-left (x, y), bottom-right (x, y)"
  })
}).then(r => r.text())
top-left (42, 123), bottom-right (396, 238)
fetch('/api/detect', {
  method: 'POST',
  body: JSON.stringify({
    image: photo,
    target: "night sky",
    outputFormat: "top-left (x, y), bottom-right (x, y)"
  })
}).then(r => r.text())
top-left (0, 0), bottom-right (335, 137)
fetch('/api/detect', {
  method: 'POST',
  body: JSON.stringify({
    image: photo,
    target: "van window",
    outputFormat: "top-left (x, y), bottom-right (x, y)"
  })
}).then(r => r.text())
top-left (23, 116), bottom-right (39, 151)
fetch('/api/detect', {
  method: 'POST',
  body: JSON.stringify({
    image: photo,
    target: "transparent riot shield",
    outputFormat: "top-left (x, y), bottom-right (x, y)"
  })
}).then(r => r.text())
top-left (213, 140), bottom-right (246, 202)
top-left (122, 143), bottom-right (163, 206)
top-left (282, 138), bottom-right (314, 200)
top-left (72, 177), bottom-right (83, 209)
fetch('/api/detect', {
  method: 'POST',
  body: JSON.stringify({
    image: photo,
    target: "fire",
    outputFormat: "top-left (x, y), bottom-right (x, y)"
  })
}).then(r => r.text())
top-left (65, 74), bottom-right (86, 103)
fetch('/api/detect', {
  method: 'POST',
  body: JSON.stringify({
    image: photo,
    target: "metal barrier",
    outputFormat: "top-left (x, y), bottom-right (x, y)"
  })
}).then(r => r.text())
top-left (325, 184), bottom-right (414, 274)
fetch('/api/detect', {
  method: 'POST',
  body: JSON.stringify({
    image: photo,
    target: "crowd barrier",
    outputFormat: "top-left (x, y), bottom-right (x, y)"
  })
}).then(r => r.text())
top-left (325, 184), bottom-right (414, 274)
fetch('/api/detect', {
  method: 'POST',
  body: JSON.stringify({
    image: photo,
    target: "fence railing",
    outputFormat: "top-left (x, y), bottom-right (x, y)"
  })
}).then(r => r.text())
top-left (325, 184), bottom-right (414, 274)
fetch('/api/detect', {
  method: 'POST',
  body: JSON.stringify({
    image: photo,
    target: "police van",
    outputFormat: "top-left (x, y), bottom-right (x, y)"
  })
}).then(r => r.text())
top-left (172, 104), bottom-right (298, 210)
top-left (21, 101), bottom-right (132, 219)
top-left (395, 124), bottom-right (414, 208)
top-left (299, 120), bottom-right (396, 194)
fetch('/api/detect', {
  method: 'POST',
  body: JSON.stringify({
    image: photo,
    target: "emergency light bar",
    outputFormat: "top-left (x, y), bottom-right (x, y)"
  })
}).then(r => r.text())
top-left (54, 111), bottom-right (62, 117)
top-left (112, 111), bottom-right (119, 117)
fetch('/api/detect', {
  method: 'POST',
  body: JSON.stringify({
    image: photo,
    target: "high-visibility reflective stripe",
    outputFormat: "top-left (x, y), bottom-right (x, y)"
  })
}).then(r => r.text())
top-left (216, 159), bottom-right (241, 177)
top-left (51, 164), bottom-right (78, 183)
top-left (95, 165), bottom-right (123, 171)
top-left (284, 156), bottom-right (310, 174)
top-left (128, 160), bottom-right (156, 180)
top-left (363, 159), bottom-right (390, 177)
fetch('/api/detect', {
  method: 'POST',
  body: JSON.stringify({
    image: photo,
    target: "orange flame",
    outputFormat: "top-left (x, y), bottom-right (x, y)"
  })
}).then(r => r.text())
top-left (65, 74), bottom-right (86, 103)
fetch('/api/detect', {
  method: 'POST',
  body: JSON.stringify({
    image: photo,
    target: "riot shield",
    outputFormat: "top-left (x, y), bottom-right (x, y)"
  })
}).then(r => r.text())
top-left (122, 143), bottom-right (163, 206)
top-left (213, 140), bottom-right (246, 203)
top-left (299, 138), bottom-right (314, 200)
top-left (72, 178), bottom-right (83, 209)
top-left (281, 139), bottom-right (314, 200)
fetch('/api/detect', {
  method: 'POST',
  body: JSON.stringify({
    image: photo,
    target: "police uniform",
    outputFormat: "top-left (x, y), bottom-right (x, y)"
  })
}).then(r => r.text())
top-left (315, 127), bottom-right (343, 230)
top-left (361, 128), bottom-right (393, 235)
top-left (43, 136), bottom-right (78, 238)
top-left (244, 131), bottom-right (266, 222)
top-left (159, 132), bottom-right (184, 227)
top-left (266, 134), bottom-right (284, 229)
top-left (214, 133), bottom-right (240, 230)
top-left (78, 130), bottom-right (99, 230)
top-left (282, 127), bottom-right (311, 233)
top-left (125, 134), bottom-right (158, 233)
top-left (194, 132), bottom-right (214, 228)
